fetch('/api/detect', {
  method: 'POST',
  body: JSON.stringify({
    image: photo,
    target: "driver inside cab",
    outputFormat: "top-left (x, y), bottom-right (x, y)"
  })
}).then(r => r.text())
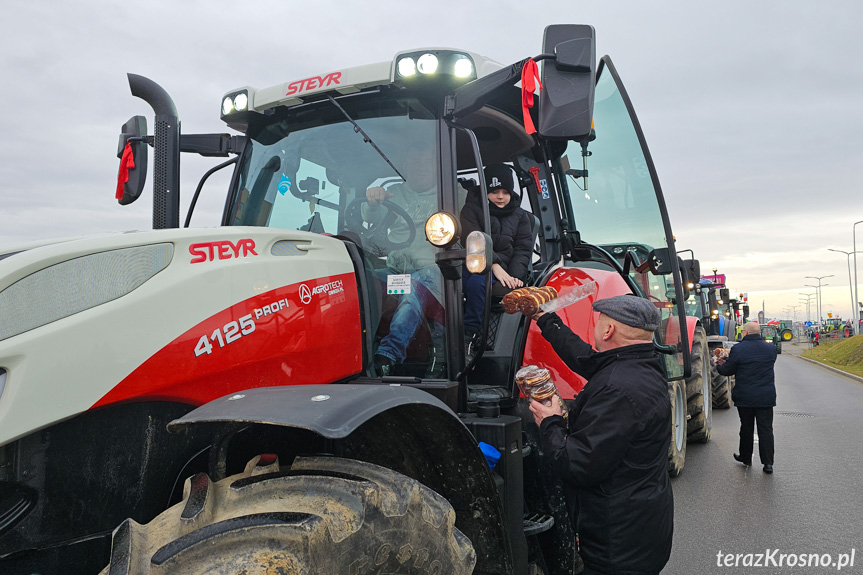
top-left (362, 144), bottom-right (465, 376)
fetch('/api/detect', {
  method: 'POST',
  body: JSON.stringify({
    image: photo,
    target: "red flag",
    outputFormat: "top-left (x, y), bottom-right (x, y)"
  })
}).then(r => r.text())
top-left (116, 141), bottom-right (135, 200)
top-left (521, 60), bottom-right (542, 135)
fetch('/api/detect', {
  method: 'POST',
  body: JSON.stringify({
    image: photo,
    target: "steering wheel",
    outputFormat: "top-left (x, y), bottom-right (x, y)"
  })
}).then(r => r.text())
top-left (344, 197), bottom-right (417, 251)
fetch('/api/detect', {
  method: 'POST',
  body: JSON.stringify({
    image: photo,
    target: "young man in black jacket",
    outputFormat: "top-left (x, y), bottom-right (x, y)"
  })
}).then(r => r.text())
top-left (529, 295), bottom-right (673, 575)
top-left (716, 321), bottom-right (778, 473)
top-left (460, 164), bottom-right (534, 339)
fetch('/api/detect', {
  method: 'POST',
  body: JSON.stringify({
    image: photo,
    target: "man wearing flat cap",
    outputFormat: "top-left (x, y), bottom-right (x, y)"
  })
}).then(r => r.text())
top-left (529, 294), bottom-right (673, 575)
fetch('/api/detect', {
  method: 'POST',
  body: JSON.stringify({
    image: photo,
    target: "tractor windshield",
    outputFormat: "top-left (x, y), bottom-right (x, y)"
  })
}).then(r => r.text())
top-left (554, 59), bottom-right (686, 379)
top-left (227, 96), bottom-right (456, 378)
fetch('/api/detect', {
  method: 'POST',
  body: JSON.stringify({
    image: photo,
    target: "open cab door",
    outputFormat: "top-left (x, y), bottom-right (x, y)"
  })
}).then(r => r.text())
top-left (550, 55), bottom-right (690, 381)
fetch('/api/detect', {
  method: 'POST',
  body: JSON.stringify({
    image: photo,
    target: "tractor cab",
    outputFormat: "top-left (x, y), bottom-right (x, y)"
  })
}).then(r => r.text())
top-left (114, 25), bottom-right (691, 407)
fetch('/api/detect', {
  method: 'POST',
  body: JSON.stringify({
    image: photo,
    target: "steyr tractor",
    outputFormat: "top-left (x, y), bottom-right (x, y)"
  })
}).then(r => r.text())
top-left (0, 25), bottom-right (693, 574)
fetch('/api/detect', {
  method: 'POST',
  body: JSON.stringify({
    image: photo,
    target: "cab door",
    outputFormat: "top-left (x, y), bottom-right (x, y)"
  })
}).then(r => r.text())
top-left (553, 56), bottom-right (690, 379)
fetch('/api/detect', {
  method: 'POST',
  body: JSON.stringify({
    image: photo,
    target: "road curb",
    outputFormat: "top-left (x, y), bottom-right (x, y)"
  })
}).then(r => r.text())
top-left (793, 355), bottom-right (863, 385)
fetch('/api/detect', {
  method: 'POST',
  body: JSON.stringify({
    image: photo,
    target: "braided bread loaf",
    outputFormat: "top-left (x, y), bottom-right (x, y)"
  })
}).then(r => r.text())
top-left (501, 286), bottom-right (559, 316)
top-left (502, 288), bottom-right (532, 314)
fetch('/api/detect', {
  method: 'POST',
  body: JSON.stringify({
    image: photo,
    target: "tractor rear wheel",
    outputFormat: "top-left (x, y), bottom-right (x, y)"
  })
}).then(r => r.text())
top-left (780, 329), bottom-right (793, 342)
top-left (99, 455), bottom-right (476, 575)
top-left (685, 327), bottom-right (711, 443)
top-left (668, 378), bottom-right (687, 477)
top-left (712, 363), bottom-right (732, 409)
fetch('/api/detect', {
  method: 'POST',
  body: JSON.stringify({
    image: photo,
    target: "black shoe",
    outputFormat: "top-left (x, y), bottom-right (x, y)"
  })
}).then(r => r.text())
top-left (763, 464), bottom-right (774, 474)
top-left (733, 453), bottom-right (752, 467)
top-left (374, 354), bottom-right (394, 377)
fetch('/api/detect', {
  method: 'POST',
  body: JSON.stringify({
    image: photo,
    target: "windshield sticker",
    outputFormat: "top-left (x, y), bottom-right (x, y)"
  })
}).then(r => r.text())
top-left (278, 174), bottom-right (292, 195)
top-left (387, 274), bottom-right (412, 295)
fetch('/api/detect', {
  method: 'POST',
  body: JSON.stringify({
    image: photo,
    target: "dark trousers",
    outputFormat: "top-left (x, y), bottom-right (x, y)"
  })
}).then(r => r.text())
top-left (737, 406), bottom-right (774, 465)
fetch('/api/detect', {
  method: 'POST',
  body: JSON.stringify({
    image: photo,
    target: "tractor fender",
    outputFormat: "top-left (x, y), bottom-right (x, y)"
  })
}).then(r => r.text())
top-left (684, 316), bottom-right (700, 353)
top-left (168, 384), bottom-right (514, 575)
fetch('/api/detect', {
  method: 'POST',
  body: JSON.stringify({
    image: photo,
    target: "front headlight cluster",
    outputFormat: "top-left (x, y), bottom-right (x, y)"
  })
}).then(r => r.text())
top-left (396, 51), bottom-right (475, 80)
top-left (222, 90), bottom-right (250, 116)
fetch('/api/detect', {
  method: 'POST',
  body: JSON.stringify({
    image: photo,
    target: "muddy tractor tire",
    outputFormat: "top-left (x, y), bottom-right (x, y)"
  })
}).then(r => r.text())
top-left (668, 378), bottom-right (687, 477)
top-left (99, 455), bottom-right (476, 575)
top-left (712, 363), bottom-right (733, 409)
top-left (685, 326), bottom-right (712, 443)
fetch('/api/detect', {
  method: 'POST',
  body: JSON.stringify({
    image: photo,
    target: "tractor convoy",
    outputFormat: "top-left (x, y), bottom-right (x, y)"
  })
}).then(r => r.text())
top-left (3, 25), bottom-right (719, 574)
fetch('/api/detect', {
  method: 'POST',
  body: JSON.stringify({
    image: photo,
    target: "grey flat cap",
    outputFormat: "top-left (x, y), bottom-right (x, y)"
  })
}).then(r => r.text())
top-left (593, 294), bottom-right (661, 331)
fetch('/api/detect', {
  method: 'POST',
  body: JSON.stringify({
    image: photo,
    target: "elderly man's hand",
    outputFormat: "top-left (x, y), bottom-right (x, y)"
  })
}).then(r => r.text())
top-left (529, 396), bottom-right (562, 427)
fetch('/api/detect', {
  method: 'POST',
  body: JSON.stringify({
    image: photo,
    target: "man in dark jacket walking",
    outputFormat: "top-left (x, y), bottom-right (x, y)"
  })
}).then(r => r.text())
top-left (460, 164), bottom-right (534, 338)
top-left (716, 321), bottom-right (777, 473)
top-left (529, 295), bottom-right (673, 575)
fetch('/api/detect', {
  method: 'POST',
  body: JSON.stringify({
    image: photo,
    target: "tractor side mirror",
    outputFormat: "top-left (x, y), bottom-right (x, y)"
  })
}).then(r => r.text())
top-left (116, 115), bottom-right (149, 205)
top-left (720, 288), bottom-right (730, 301)
top-left (538, 24), bottom-right (596, 140)
top-left (681, 259), bottom-right (701, 286)
top-left (677, 258), bottom-right (690, 300)
top-left (647, 247), bottom-right (674, 275)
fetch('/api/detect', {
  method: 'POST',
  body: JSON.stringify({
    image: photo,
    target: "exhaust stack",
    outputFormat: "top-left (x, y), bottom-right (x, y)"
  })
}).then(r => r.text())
top-left (128, 74), bottom-right (181, 229)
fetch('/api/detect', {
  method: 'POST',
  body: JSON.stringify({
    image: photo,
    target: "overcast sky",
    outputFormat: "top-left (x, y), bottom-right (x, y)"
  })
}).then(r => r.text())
top-left (2, 1), bottom-right (862, 322)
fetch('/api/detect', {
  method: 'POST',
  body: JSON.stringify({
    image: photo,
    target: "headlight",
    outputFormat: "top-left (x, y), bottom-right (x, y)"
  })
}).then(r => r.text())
top-left (466, 231), bottom-right (493, 274)
top-left (425, 211), bottom-right (458, 247)
top-left (397, 57), bottom-right (416, 77)
top-left (417, 53), bottom-right (439, 74)
top-left (233, 93), bottom-right (248, 111)
top-left (687, 282), bottom-right (694, 289)
top-left (222, 96), bottom-right (234, 115)
top-left (453, 56), bottom-right (473, 77)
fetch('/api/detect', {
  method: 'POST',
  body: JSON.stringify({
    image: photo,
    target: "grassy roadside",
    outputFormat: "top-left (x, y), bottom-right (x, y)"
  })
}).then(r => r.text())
top-left (801, 335), bottom-right (863, 378)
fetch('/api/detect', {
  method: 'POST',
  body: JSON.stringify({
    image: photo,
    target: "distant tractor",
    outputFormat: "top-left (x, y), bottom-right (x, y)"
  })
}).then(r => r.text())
top-left (760, 324), bottom-right (782, 354)
top-left (766, 320), bottom-right (793, 342)
top-left (680, 258), bottom-right (735, 411)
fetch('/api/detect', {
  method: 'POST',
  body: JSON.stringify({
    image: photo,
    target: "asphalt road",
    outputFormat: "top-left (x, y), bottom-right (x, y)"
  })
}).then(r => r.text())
top-left (663, 343), bottom-right (863, 574)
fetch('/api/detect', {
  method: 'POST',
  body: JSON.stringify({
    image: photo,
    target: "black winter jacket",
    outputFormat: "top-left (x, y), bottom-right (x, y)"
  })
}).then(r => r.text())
top-left (716, 334), bottom-right (777, 407)
top-left (460, 190), bottom-right (534, 280)
top-left (536, 313), bottom-right (673, 575)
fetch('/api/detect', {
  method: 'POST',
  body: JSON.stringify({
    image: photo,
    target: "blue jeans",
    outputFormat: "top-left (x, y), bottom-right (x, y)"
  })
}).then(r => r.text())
top-left (463, 270), bottom-right (495, 335)
top-left (376, 267), bottom-right (442, 363)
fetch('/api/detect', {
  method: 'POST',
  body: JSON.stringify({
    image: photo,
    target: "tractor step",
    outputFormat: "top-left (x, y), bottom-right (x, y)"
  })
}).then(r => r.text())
top-left (523, 512), bottom-right (554, 535)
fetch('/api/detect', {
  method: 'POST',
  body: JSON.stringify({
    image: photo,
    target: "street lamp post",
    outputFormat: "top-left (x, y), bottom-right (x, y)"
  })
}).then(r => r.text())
top-left (828, 249), bottom-right (859, 330)
top-left (799, 292), bottom-right (816, 324)
top-left (805, 274), bottom-right (833, 326)
top-left (853, 221), bottom-right (863, 332)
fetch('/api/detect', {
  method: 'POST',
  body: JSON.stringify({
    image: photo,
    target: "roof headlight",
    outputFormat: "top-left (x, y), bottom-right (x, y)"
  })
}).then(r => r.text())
top-left (222, 96), bottom-right (234, 115)
top-left (417, 53), bottom-right (439, 75)
top-left (233, 92), bottom-right (248, 112)
top-left (453, 56), bottom-right (473, 78)
top-left (425, 211), bottom-right (458, 247)
top-left (398, 57), bottom-right (417, 77)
